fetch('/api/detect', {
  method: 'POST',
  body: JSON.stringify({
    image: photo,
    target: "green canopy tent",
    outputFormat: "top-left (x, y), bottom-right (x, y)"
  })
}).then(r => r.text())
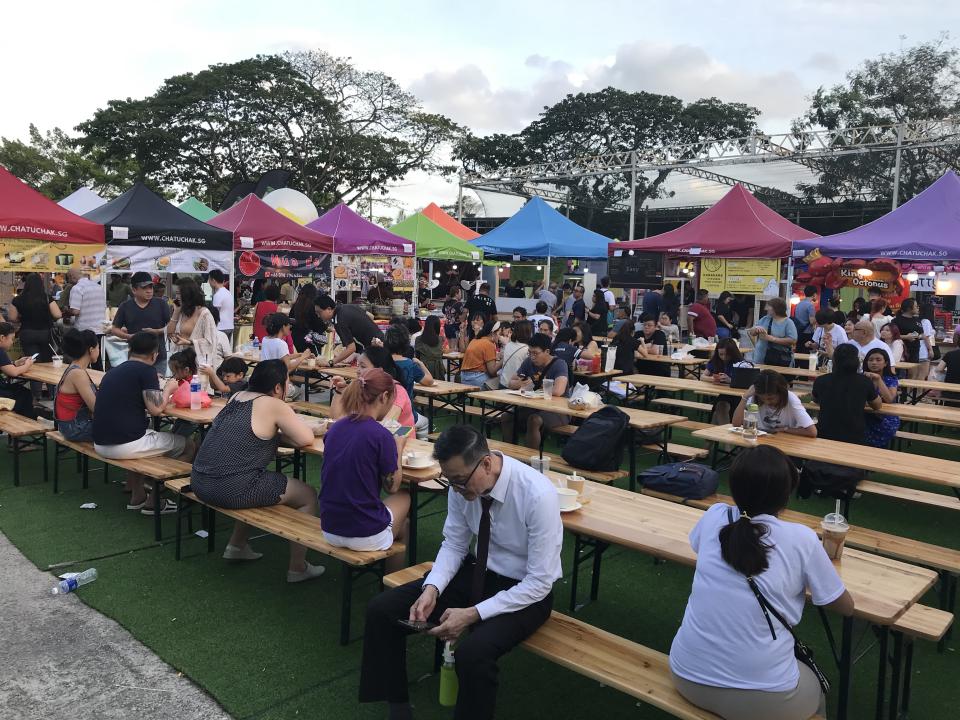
top-left (391, 212), bottom-right (483, 262)
top-left (178, 196), bottom-right (217, 222)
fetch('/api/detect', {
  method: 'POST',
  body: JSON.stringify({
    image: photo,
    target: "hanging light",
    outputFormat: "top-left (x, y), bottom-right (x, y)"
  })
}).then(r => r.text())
top-left (906, 271), bottom-right (919, 283)
top-left (583, 267), bottom-right (589, 273)
top-left (856, 268), bottom-right (873, 277)
top-left (505, 263), bottom-right (511, 268)
top-left (536, 265), bottom-right (543, 271)
top-left (452, 264), bottom-right (458, 270)
top-left (928, 270), bottom-right (937, 277)
top-left (937, 279), bottom-right (953, 293)
top-left (628, 250), bottom-right (635, 256)
top-left (434, 272), bottom-right (441, 278)
top-left (790, 294), bottom-right (801, 305)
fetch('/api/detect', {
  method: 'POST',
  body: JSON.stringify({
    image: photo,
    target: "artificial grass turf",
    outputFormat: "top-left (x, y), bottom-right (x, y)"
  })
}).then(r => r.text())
top-left (1, 418), bottom-right (959, 719)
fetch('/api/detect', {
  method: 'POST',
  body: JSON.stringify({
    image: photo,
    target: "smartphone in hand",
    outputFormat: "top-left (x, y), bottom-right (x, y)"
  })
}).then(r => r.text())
top-left (397, 619), bottom-right (438, 632)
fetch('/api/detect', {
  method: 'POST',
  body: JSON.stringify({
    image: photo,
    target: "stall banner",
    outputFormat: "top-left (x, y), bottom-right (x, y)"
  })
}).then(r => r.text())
top-left (235, 249), bottom-right (331, 284)
top-left (331, 254), bottom-right (415, 293)
top-left (0, 239), bottom-right (105, 274)
top-left (700, 258), bottom-right (780, 295)
top-left (107, 245), bottom-right (231, 275)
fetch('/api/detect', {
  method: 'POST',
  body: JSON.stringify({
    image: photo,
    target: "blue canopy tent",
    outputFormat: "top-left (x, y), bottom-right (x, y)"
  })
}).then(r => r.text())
top-left (474, 196), bottom-right (612, 286)
top-left (475, 196), bottom-right (611, 258)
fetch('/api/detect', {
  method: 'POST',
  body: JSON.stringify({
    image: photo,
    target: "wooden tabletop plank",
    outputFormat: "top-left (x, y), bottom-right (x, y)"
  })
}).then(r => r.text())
top-left (692, 424), bottom-right (960, 490)
top-left (23, 362), bottom-right (106, 386)
top-left (618, 374), bottom-right (749, 399)
top-left (566, 483), bottom-right (936, 625)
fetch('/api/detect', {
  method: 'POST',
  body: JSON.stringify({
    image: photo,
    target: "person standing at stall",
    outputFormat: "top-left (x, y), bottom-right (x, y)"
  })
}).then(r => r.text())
top-left (207, 269), bottom-right (235, 346)
top-left (110, 272), bottom-right (172, 374)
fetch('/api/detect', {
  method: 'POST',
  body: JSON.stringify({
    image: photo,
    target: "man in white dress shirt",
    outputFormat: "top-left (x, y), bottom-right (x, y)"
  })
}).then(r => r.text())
top-left (359, 425), bottom-right (563, 720)
top-left (833, 319), bottom-right (896, 369)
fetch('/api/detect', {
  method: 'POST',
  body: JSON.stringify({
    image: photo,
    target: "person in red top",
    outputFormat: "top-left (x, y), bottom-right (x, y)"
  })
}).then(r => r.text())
top-left (686, 289), bottom-right (718, 339)
top-left (252, 283), bottom-right (295, 353)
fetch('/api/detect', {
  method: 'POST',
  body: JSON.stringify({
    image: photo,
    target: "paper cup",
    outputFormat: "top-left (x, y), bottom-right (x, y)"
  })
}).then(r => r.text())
top-left (821, 512), bottom-right (849, 560)
top-left (566, 476), bottom-right (585, 496)
top-left (404, 451), bottom-right (432, 468)
top-left (51, 355), bottom-right (63, 368)
top-left (556, 487), bottom-right (579, 511)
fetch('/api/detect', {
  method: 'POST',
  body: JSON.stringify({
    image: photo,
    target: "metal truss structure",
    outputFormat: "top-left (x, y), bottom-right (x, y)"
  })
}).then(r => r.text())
top-left (459, 118), bottom-right (960, 239)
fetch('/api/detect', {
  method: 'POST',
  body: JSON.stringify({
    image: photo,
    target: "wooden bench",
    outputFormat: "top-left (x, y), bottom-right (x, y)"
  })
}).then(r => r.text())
top-left (651, 398), bottom-right (713, 419)
top-left (288, 401), bottom-right (333, 417)
top-left (0, 412), bottom-right (49, 486)
top-left (895, 429), bottom-right (960, 451)
top-left (164, 477), bottom-right (406, 645)
top-left (48, 431), bottom-right (192, 542)
top-left (857, 480), bottom-right (960, 513)
top-left (427, 433), bottom-right (628, 485)
top-left (385, 563), bottom-right (819, 720)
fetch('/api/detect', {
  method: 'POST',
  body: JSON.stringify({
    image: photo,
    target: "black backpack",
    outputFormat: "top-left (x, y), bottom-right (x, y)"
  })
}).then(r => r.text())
top-left (797, 460), bottom-right (864, 500)
top-left (561, 406), bottom-right (629, 471)
top-left (638, 462), bottom-right (720, 499)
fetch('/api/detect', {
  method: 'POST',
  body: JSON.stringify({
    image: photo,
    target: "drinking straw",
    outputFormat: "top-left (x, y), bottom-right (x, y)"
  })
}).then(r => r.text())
top-left (835, 498), bottom-right (841, 519)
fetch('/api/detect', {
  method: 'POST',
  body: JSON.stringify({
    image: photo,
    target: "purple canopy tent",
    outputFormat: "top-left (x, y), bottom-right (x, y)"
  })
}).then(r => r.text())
top-left (308, 203), bottom-right (413, 256)
top-left (308, 203), bottom-right (416, 299)
top-left (793, 171), bottom-right (960, 261)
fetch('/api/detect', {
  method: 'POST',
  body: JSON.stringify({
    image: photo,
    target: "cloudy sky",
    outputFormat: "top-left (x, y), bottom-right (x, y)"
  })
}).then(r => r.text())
top-left (3, 1), bottom-right (957, 217)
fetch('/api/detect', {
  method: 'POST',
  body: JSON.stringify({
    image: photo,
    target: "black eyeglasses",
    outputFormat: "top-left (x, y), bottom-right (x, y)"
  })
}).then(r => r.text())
top-left (436, 454), bottom-right (488, 491)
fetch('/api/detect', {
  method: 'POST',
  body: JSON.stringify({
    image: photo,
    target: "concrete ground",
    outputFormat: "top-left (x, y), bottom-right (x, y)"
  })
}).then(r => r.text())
top-left (0, 532), bottom-right (232, 720)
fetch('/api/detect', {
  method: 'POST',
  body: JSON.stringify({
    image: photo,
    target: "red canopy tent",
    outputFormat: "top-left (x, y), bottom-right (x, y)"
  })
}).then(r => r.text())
top-left (421, 202), bottom-right (481, 241)
top-left (209, 194), bottom-right (334, 282)
top-left (612, 184), bottom-right (817, 258)
top-left (0, 165), bottom-right (103, 245)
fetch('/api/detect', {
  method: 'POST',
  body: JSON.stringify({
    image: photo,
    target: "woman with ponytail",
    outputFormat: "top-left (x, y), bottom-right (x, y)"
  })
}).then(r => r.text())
top-left (669, 446), bottom-right (853, 719)
top-left (319, 368), bottom-right (411, 570)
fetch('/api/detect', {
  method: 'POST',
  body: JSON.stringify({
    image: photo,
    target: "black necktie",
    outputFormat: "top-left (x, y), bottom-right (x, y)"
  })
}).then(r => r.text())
top-left (471, 496), bottom-right (494, 605)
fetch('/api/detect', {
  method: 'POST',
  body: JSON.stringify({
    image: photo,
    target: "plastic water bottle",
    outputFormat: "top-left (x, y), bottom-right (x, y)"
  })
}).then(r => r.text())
top-left (438, 641), bottom-right (458, 707)
top-left (251, 336), bottom-right (260, 351)
top-left (52, 568), bottom-right (98, 595)
top-left (190, 375), bottom-right (202, 410)
top-left (743, 403), bottom-right (760, 442)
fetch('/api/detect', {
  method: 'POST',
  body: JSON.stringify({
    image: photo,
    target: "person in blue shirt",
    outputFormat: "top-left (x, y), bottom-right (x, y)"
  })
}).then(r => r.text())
top-left (386, 324), bottom-right (434, 438)
top-left (793, 285), bottom-right (818, 349)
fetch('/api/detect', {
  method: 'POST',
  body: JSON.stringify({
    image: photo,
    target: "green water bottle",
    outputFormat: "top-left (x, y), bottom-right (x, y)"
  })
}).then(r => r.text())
top-left (439, 641), bottom-right (458, 707)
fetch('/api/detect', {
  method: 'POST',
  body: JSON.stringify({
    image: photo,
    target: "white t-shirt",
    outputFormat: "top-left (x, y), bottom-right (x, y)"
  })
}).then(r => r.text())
top-left (919, 319), bottom-right (935, 361)
top-left (670, 504), bottom-right (845, 691)
top-left (841, 337), bottom-right (895, 369)
top-left (212, 286), bottom-right (234, 331)
top-left (260, 336), bottom-right (289, 361)
top-left (747, 391), bottom-right (815, 433)
top-left (529, 314), bottom-right (553, 330)
top-left (811, 323), bottom-right (847, 353)
top-left (603, 288), bottom-right (616, 308)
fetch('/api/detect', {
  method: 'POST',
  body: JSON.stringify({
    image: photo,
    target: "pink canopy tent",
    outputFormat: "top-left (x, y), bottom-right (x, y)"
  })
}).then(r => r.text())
top-left (307, 203), bottom-right (413, 255)
top-left (612, 184), bottom-right (818, 258)
top-left (210, 194), bottom-right (333, 253)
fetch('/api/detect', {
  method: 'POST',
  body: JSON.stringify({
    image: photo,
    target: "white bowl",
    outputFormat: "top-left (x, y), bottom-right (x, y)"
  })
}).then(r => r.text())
top-left (556, 487), bottom-right (579, 511)
top-left (404, 452), bottom-right (432, 468)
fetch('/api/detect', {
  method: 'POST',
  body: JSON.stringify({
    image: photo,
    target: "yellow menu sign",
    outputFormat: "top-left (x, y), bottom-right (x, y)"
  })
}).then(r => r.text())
top-left (699, 258), bottom-right (780, 294)
top-left (0, 239), bottom-right (104, 274)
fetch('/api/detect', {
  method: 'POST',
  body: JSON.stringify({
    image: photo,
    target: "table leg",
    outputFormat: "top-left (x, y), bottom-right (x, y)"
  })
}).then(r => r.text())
top-left (512, 404), bottom-right (520, 444)
top-left (628, 428), bottom-right (637, 492)
top-left (874, 626), bottom-right (888, 720)
top-left (837, 615), bottom-right (854, 720)
top-left (428, 396), bottom-right (435, 434)
top-left (407, 480), bottom-right (419, 566)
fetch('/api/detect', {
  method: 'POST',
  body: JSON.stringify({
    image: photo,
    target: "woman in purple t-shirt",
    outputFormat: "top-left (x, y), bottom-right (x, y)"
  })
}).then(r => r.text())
top-left (320, 368), bottom-right (410, 569)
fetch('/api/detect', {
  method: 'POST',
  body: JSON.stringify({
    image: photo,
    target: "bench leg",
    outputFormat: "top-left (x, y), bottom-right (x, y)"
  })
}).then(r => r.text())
top-left (836, 616), bottom-right (854, 720)
top-left (888, 632), bottom-right (904, 720)
top-left (175, 495), bottom-right (186, 561)
top-left (53, 443), bottom-right (60, 493)
top-left (152, 480), bottom-right (162, 542)
top-left (81, 454), bottom-right (89, 490)
top-left (590, 541), bottom-right (608, 603)
top-left (569, 534), bottom-right (583, 613)
top-left (899, 638), bottom-right (915, 719)
top-left (407, 481), bottom-right (419, 566)
top-left (12, 437), bottom-right (19, 487)
top-left (874, 626), bottom-right (888, 720)
top-left (340, 564), bottom-right (354, 646)
top-left (206, 507), bottom-right (216, 553)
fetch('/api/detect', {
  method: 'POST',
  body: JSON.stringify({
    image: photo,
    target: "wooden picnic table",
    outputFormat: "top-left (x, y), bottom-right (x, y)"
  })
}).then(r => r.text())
top-left (23, 362), bottom-right (105, 386)
top-left (691, 423), bottom-right (960, 493)
top-left (164, 397), bottom-right (228, 426)
top-left (563, 482), bottom-right (937, 720)
top-left (316, 365), bottom-right (476, 432)
top-left (898, 377), bottom-right (960, 404)
top-left (806, 398), bottom-right (960, 429)
top-left (442, 351), bottom-right (463, 381)
top-left (468, 388), bottom-right (686, 483)
top-left (618, 373), bottom-right (750, 404)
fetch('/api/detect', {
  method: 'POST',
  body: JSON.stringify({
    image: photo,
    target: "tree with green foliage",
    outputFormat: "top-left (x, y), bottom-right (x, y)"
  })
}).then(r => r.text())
top-left (0, 125), bottom-right (128, 200)
top-left (455, 88), bottom-right (760, 225)
top-left (793, 37), bottom-right (960, 203)
top-left (75, 51), bottom-right (457, 208)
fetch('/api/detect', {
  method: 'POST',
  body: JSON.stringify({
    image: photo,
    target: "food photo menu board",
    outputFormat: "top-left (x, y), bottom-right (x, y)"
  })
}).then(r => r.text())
top-left (331, 254), bottom-right (415, 294)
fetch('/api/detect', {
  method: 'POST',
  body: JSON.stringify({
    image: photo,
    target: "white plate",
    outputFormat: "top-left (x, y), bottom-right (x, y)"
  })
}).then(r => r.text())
top-left (729, 427), bottom-right (769, 436)
top-left (403, 461), bottom-right (435, 470)
top-left (559, 502), bottom-right (583, 513)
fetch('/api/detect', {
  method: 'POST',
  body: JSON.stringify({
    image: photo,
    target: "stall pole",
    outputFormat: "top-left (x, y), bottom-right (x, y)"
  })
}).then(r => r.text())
top-left (784, 256), bottom-right (795, 304)
top-left (545, 256), bottom-right (551, 288)
top-left (457, 181), bottom-right (464, 223)
top-left (628, 151), bottom-right (637, 241)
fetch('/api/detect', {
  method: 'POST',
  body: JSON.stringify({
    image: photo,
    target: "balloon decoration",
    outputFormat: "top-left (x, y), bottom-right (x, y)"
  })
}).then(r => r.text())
top-left (793, 254), bottom-right (910, 306)
top-left (262, 188), bottom-right (319, 224)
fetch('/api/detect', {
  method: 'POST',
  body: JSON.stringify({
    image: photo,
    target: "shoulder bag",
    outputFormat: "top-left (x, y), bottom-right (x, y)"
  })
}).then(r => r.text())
top-left (729, 510), bottom-right (830, 694)
top-left (761, 316), bottom-right (793, 367)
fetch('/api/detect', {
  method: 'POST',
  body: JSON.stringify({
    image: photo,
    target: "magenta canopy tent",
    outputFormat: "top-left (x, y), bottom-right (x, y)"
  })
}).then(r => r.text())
top-left (308, 203), bottom-right (414, 255)
top-left (209, 194), bottom-right (333, 252)
top-left (793, 171), bottom-right (960, 261)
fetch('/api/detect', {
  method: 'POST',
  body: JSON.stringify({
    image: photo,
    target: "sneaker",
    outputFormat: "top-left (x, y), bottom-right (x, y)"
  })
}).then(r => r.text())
top-left (222, 544), bottom-right (263, 561)
top-left (126, 500), bottom-right (148, 511)
top-left (286, 562), bottom-right (326, 583)
top-left (140, 499), bottom-right (178, 516)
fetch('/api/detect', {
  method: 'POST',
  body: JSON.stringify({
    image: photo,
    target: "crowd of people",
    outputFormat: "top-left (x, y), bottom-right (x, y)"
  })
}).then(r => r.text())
top-left (6, 265), bottom-right (960, 720)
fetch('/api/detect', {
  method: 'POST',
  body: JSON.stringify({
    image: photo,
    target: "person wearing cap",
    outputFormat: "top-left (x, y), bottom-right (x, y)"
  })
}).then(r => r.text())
top-left (110, 271), bottom-right (172, 374)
